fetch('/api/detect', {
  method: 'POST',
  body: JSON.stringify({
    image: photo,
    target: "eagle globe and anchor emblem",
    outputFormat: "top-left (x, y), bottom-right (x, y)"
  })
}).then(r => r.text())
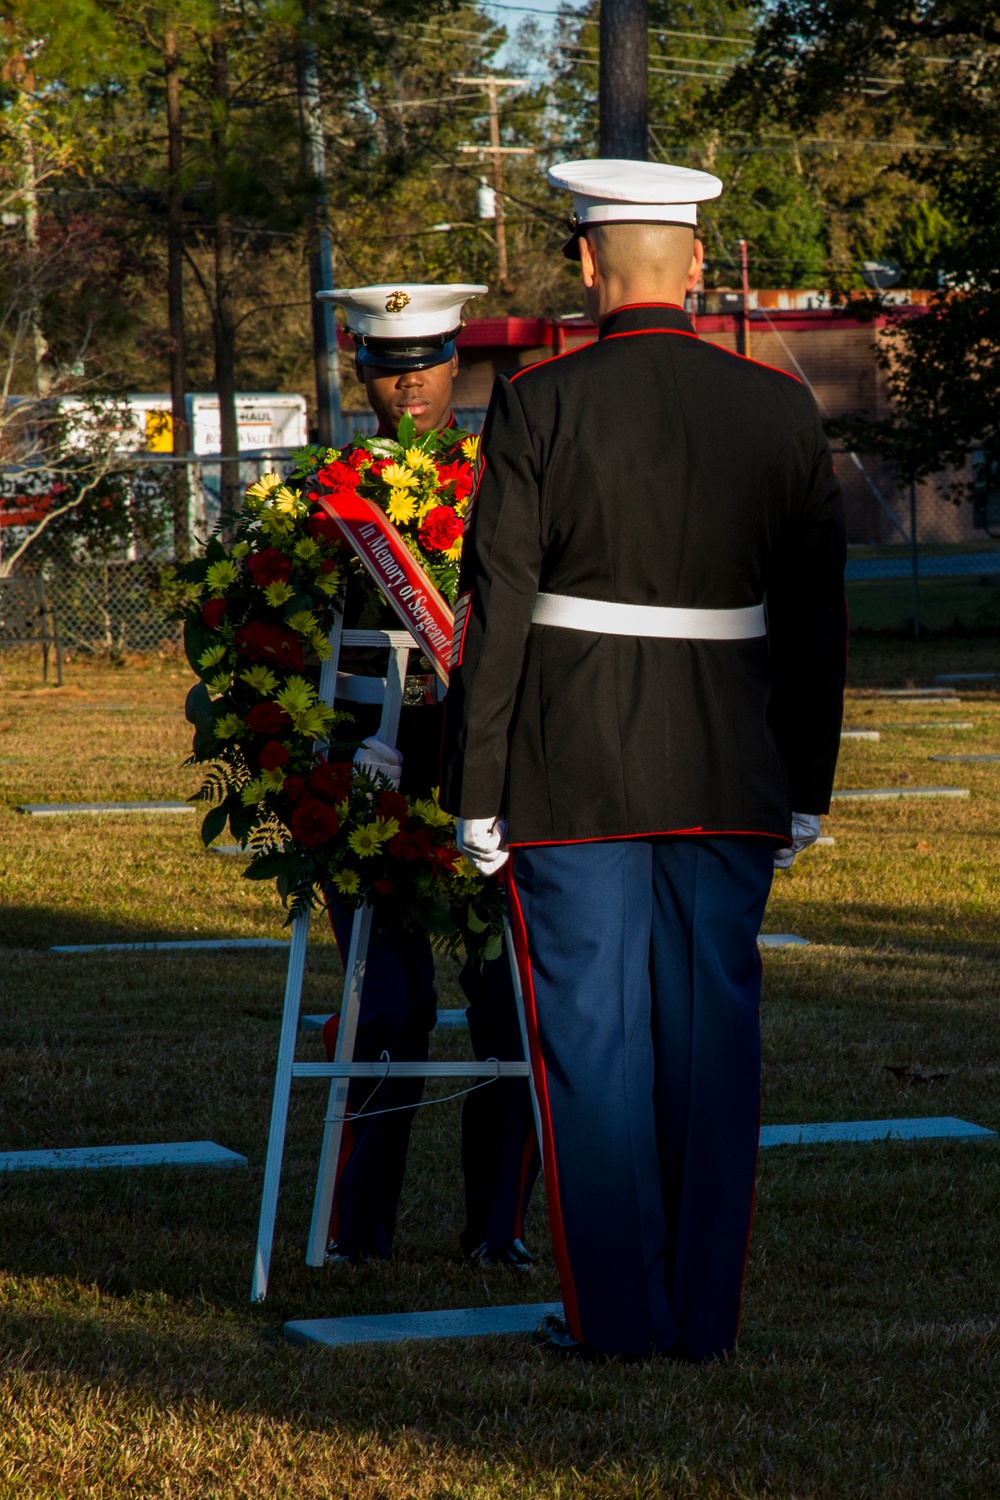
top-left (385, 290), bottom-right (411, 313)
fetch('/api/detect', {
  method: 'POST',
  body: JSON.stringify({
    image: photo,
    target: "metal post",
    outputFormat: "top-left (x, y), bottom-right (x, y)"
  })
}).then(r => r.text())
top-left (739, 239), bottom-right (752, 359)
top-left (909, 478), bottom-right (920, 637)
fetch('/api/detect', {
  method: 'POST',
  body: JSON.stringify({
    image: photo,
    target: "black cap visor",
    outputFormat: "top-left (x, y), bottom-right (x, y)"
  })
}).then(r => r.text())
top-left (354, 329), bottom-right (460, 372)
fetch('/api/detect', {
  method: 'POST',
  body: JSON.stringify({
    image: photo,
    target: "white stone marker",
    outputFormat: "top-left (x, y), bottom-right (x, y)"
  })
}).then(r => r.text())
top-left (830, 787), bottom-right (970, 801)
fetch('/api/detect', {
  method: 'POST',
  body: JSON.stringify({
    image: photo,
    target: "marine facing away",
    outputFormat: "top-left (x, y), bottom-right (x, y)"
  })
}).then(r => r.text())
top-left (442, 160), bottom-right (847, 1359)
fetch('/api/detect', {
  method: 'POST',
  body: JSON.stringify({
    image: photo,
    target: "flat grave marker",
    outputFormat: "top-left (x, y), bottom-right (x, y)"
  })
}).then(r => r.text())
top-left (934, 672), bottom-right (999, 685)
top-left (757, 934), bottom-right (809, 948)
top-left (872, 687), bottom-right (959, 699)
top-left (17, 800), bottom-right (195, 817)
top-left (929, 754), bottom-right (1000, 764)
top-left (830, 786), bottom-right (970, 801)
top-left (759, 1117), bottom-right (995, 1148)
top-left (51, 938), bottom-right (288, 953)
top-left (889, 722), bottom-right (973, 731)
top-left (0, 1141), bottom-right (247, 1173)
top-left (841, 730), bottom-right (880, 741)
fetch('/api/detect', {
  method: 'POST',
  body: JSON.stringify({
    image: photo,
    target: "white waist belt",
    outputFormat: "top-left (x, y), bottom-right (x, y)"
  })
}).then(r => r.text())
top-left (531, 592), bottom-right (767, 640)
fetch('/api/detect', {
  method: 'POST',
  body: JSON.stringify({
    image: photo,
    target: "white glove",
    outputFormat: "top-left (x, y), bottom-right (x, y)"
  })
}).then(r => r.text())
top-left (774, 812), bottom-right (822, 869)
top-left (456, 816), bottom-right (508, 877)
top-left (353, 736), bottom-right (403, 790)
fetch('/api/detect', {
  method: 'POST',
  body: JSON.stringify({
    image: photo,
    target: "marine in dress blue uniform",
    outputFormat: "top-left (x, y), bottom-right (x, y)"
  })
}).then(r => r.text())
top-left (441, 163), bottom-right (847, 1357)
top-left (315, 282), bottom-right (540, 1267)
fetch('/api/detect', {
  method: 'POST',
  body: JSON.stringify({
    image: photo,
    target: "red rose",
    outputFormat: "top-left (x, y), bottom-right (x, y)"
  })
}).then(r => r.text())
top-left (308, 759), bottom-right (353, 804)
top-left (373, 877), bottom-right (395, 896)
top-left (201, 598), bottom-right (227, 628)
top-left (259, 739), bottom-right (290, 771)
top-left (436, 460), bottom-right (474, 503)
top-left (290, 799), bottom-right (340, 847)
top-left (244, 701), bottom-right (291, 735)
top-left (378, 789), bottom-right (409, 825)
top-left (283, 774), bottom-right (306, 802)
top-left (246, 546), bottom-right (294, 588)
top-left (234, 622), bottom-right (305, 672)
top-left (418, 505), bottom-right (463, 553)
top-left (306, 510), bottom-right (341, 546)
top-left (316, 459), bottom-right (361, 492)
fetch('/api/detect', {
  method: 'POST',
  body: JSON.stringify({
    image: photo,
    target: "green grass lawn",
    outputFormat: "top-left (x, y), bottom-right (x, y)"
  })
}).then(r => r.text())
top-left (1, 642), bottom-right (999, 1498)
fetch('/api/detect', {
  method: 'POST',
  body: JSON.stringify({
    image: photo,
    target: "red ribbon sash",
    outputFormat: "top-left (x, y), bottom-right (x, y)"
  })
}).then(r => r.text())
top-left (316, 490), bottom-right (454, 684)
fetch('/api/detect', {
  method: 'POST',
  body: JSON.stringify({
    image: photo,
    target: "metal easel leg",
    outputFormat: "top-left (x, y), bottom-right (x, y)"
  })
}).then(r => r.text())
top-left (305, 901), bottom-right (375, 1265)
top-left (503, 910), bottom-right (544, 1160)
top-left (251, 906), bottom-right (312, 1302)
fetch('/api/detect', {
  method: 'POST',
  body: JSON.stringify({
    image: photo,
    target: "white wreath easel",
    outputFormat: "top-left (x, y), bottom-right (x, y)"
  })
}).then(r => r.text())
top-left (250, 611), bottom-right (540, 1302)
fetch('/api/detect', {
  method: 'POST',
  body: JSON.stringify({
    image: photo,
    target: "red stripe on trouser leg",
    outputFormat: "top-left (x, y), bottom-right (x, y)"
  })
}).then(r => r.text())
top-left (321, 1014), bottom-right (356, 1245)
top-left (506, 859), bottom-right (583, 1343)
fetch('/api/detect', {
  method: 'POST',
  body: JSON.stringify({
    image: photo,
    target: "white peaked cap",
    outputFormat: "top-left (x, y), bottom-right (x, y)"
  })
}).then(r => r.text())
top-left (547, 158), bottom-right (723, 234)
top-left (316, 283), bottom-right (488, 340)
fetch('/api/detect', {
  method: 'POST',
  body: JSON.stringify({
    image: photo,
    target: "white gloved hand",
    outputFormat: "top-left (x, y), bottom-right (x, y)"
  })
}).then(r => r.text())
top-left (353, 736), bottom-right (403, 790)
top-left (456, 816), bottom-right (509, 877)
top-left (774, 812), bottom-right (822, 869)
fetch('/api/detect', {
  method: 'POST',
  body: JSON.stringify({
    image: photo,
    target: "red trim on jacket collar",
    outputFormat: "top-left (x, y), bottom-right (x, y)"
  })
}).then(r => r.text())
top-left (599, 303), bottom-right (694, 339)
top-left (599, 300), bottom-right (686, 325)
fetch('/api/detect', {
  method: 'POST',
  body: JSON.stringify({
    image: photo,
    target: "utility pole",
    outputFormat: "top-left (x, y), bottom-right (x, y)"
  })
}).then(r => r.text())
top-left (739, 238), bottom-right (752, 359)
top-left (455, 77), bottom-right (529, 286)
top-left (164, 21), bottom-right (192, 559)
top-left (295, 38), bottom-right (343, 448)
top-left (599, 0), bottom-right (648, 158)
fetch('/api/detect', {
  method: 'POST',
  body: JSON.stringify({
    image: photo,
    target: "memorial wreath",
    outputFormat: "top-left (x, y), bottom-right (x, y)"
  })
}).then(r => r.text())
top-left (166, 415), bottom-right (505, 962)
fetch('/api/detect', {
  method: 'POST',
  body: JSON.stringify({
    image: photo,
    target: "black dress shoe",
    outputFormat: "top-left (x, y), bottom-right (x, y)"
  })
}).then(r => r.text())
top-left (462, 1236), bottom-right (537, 1271)
top-left (533, 1312), bottom-right (605, 1361)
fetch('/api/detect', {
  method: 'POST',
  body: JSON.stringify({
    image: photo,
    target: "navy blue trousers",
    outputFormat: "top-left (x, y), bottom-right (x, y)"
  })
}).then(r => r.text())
top-left (325, 912), bottom-right (538, 1259)
top-left (507, 836), bottom-right (774, 1359)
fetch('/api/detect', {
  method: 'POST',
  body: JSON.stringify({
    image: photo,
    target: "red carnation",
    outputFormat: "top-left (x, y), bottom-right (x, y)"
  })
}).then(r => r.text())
top-left (419, 505), bottom-right (463, 553)
top-left (369, 458), bottom-right (390, 478)
top-left (388, 830), bottom-right (419, 860)
top-left (316, 459), bottom-right (362, 493)
top-left (291, 799), bottom-right (340, 847)
top-left (234, 622), bottom-right (305, 672)
top-left (373, 877), bottom-right (395, 896)
top-left (201, 597), bottom-right (227, 628)
top-left (378, 789), bottom-right (409, 825)
top-left (283, 774), bottom-right (307, 803)
top-left (436, 460), bottom-right (474, 503)
top-left (259, 739), bottom-right (290, 771)
top-left (320, 557), bottom-right (339, 574)
top-left (347, 448), bottom-right (370, 470)
top-left (246, 546), bottom-right (294, 588)
top-left (244, 701), bottom-right (291, 735)
top-left (306, 510), bottom-right (342, 546)
top-left (308, 758), bottom-right (353, 804)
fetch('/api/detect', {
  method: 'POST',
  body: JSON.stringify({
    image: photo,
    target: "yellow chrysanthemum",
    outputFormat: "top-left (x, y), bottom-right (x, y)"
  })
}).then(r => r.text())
top-left (264, 581), bottom-right (295, 607)
top-left (296, 705), bottom-right (334, 738)
top-left (240, 664), bottom-right (279, 694)
top-left (287, 609), bottom-right (319, 637)
top-left (245, 473), bottom-right (283, 507)
top-left (315, 569), bottom-right (341, 594)
top-left (205, 671), bottom-right (232, 696)
top-left (214, 713), bottom-right (244, 740)
top-left (381, 462), bottom-right (417, 489)
top-left (404, 448), bottom-right (436, 473)
top-left (452, 855), bottom-right (480, 883)
top-left (386, 488), bottom-right (417, 525)
top-left (261, 767), bottom-right (286, 792)
top-left (205, 559), bottom-right (238, 593)
top-left (294, 537), bottom-right (320, 561)
top-left (348, 823), bottom-right (384, 858)
top-left (416, 494), bottom-right (438, 520)
top-left (376, 815), bottom-right (400, 840)
top-left (409, 796), bottom-right (453, 829)
top-left (334, 869), bottom-right (360, 894)
top-left (198, 643), bottom-right (227, 670)
top-left (275, 676), bottom-right (316, 717)
top-left (231, 540), bottom-right (250, 557)
top-left (461, 435), bottom-right (479, 461)
top-left (311, 633), bottom-right (333, 661)
top-left (271, 484), bottom-right (303, 516)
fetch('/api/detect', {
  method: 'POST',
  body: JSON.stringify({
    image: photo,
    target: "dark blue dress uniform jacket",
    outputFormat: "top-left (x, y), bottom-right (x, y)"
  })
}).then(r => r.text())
top-left (440, 302), bottom-right (847, 843)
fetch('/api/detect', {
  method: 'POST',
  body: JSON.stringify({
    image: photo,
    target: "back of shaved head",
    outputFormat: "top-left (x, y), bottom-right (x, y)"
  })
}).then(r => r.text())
top-left (583, 222), bottom-right (696, 284)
